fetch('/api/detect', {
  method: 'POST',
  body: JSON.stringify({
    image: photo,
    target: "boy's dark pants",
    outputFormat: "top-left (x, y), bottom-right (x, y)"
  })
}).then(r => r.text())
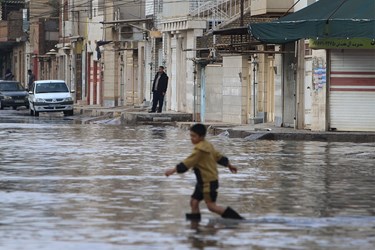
top-left (151, 92), bottom-right (165, 112)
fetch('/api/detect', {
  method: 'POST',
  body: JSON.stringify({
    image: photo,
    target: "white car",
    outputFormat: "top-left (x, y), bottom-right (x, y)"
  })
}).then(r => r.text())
top-left (28, 80), bottom-right (74, 116)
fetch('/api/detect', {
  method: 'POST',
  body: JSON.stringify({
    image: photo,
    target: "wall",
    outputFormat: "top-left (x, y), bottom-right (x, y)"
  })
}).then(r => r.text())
top-left (205, 64), bottom-right (223, 122)
top-left (251, 0), bottom-right (294, 16)
top-left (162, 0), bottom-right (190, 18)
top-left (13, 44), bottom-right (26, 85)
top-left (283, 42), bottom-right (297, 128)
top-left (294, 0), bottom-right (318, 11)
top-left (164, 29), bottom-right (199, 114)
top-left (274, 48), bottom-right (283, 126)
top-left (185, 29), bottom-right (197, 113)
top-left (119, 0), bottom-right (145, 20)
top-left (304, 45), bottom-right (313, 129)
top-left (294, 0), bottom-right (318, 129)
top-left (87, 0), bottom-right (104, 59)
top-left (102, 1), bottom-right (117, 107)
top-left (222, 55), bottom-right (249, 124)
top-left (29, 0), bottom-right (53, 19)
top-left (103, 43), bottom-right (118, 107)
top-left (256, 50), bottom-right (275, 122)
top-left (123, 47), bottom-right (141, 106)
top-left (310, 49), bottom-right (327, 131)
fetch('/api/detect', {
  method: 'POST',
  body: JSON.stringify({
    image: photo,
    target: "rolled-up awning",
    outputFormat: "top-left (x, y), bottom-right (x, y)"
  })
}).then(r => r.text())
top-left (248, 0), bottom-right (375, 44)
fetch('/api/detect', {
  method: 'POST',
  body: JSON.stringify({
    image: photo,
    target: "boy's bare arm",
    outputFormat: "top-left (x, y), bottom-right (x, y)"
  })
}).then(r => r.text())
top-left (228, 163), bottom-right (238, 173)
top-left (165, 167), bottom-right (176, 177)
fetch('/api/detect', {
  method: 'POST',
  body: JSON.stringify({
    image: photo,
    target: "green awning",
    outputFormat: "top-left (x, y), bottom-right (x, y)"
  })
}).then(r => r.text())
top-left (248, 0), bottom-right (375, 44)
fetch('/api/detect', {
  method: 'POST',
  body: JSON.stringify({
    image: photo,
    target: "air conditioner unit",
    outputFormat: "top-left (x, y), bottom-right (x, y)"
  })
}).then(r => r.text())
top-left (119, 26), bottom-right (144, 42)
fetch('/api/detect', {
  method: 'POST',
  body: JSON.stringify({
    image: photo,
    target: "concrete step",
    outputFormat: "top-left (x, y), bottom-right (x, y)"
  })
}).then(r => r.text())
top-left (123, 112), bottom-right (192, 125)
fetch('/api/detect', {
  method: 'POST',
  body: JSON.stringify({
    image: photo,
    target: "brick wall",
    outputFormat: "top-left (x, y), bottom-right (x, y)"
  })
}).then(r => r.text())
top-left (6, 11), bottom-right (23, 41)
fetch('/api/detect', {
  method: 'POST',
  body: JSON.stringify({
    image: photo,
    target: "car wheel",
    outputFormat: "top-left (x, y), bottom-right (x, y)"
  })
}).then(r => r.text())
top-left (12, 106), bottom-right (17, 110)
top-left (34, 111), bottom-right (39, 117)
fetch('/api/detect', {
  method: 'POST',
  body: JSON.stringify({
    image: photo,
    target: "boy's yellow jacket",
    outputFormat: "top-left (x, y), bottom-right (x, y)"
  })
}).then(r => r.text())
top-left (176, 140), bottom-right (229, 184)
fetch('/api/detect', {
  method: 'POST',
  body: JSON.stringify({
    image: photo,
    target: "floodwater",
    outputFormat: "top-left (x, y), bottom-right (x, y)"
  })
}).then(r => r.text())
top-left (0, 112), bottom-right (375, 250)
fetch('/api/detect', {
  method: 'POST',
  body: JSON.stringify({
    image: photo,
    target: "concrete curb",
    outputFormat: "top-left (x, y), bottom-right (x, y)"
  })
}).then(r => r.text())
top-left (122, 112), bottom-right (192, 125)
top-left (74, 106), bottom-right (192, 125)
top-left (212, 127), bottom-right (375, 143)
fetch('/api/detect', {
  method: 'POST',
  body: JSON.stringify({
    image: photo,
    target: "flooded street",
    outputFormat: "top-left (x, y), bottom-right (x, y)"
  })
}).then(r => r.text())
top-left (1, 110), bottom-right (375, 250)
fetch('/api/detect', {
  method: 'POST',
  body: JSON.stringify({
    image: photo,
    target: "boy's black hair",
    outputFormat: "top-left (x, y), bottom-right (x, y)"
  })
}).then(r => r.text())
top-left (190, 123), bottom-right (206, 137)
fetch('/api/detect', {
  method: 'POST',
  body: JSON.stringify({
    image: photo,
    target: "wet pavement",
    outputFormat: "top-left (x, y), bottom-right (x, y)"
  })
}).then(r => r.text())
top-left (1, 108), bottom-right (375, 250)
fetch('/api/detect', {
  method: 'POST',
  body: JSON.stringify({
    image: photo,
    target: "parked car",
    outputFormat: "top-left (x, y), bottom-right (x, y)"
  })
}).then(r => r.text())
top-left (28, 80), bottom-right (74, 116)
top-left (0, 80), bottom-right (29, 110)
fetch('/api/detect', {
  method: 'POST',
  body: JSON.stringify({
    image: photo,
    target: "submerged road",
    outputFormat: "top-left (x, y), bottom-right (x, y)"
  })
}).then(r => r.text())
top-left (1, 108), bottom-right (375, 249)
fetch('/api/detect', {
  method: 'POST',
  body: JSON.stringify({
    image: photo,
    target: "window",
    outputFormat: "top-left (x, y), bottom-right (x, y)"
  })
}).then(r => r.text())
top-left (36, 82), bottom-right (69, 93)
top-left (0, 82), bottom-right (24, 91)
top-left (305, 41), bottom-right (312, 57)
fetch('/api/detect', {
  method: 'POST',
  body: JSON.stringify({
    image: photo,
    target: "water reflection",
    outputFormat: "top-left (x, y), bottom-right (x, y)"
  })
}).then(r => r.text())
top-left (0, 123), bottom-right (374, 249)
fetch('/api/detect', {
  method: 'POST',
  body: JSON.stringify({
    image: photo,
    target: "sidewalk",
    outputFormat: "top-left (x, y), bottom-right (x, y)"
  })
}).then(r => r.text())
top-left (188, 122), bottom-right (375, 143)
top-left (73, 105), bottom-right (375, 143)
top-left (73, 105), bottom-right (193, 125)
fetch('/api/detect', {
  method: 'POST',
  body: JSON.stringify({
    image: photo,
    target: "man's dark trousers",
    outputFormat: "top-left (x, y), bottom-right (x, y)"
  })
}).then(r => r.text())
top-left (152, 92), bottom-right (165, 112)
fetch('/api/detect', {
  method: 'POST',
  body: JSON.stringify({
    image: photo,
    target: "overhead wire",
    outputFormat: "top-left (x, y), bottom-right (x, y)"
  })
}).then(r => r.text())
top-left (3, 0), bottom-right (195, 24)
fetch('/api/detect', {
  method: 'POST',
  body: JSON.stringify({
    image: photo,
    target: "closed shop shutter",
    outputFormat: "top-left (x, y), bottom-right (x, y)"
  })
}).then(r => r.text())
top-left (330, 49), bottom-right (375, 131)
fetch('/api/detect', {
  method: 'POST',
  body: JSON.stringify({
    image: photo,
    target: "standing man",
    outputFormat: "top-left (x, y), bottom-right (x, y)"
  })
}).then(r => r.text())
top-left (27, 69), bottom-right (35, 90)
top-left (150, 66), bottom-right (168, 113)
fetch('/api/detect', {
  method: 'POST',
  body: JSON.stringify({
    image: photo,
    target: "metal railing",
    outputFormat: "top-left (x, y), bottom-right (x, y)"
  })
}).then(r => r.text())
top-left (189, 0), bottom-right (251, 20)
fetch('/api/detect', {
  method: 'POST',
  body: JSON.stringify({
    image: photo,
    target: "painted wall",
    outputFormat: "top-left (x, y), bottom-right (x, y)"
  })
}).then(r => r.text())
top-left (310, 49), bottom-right (327, 131)
top-left (304, 46), bottom-right (313, 129)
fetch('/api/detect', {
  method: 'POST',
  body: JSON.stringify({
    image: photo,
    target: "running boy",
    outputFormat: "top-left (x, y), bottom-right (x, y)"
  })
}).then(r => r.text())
top-left (165, 123), bottom-right (244, 220)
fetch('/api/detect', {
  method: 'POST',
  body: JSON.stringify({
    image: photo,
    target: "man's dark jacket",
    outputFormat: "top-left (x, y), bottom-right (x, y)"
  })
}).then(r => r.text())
top-left (152, 72), bottom-right (168, 93)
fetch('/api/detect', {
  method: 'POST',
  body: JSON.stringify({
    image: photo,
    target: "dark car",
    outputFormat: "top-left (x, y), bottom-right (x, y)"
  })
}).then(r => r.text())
top-left (0, 80), bottom-right (29, 110)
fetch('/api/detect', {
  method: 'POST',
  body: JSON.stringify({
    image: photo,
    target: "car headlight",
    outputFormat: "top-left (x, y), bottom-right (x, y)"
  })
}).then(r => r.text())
top-left (3, 95), bottom-right (12, 100)
top-left (64, 97), bottom-right (73, 102)
top-left (36, 98), bottom-right (46, 102)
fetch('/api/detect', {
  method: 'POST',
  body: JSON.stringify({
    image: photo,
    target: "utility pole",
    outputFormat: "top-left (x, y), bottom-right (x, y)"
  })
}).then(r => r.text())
top-left (240, 0), bottom-right (244, 44)
top-left (240, 0), bottom-right (244, 26)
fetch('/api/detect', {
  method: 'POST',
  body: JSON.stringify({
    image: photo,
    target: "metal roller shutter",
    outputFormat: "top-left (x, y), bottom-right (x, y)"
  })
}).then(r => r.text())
top-left (330, 49), bottom-right (375, 132)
